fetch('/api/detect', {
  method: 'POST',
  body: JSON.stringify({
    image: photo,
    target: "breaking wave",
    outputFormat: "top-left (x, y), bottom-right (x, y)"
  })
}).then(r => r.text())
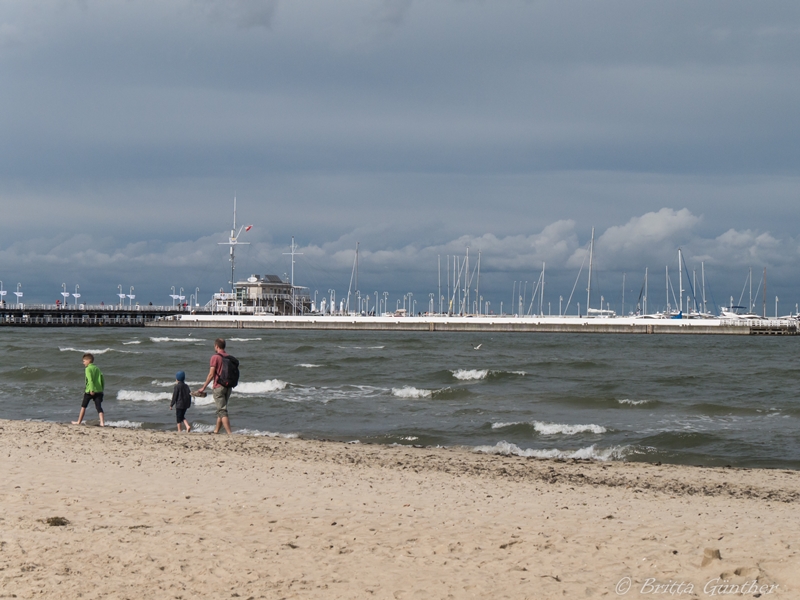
top-left (149, 337), bottom-right (205, 343)
top-left (451, 369), bottom-right (526, 381)
top-left (618, 399), bottom-right (652, 406)
top-left (105, 420), bottom-right (142, 429)
top-left (234, 380), bottom-right (289, 394)
top-left (296, 364), bottom-right (322, 368)
top-left (228, 337), bottom-right (262, 342)
top-left (474, 441), bottom-right (630, 461)
top-left (492, 421), bottom-right (607, 435)
top-left (391, 386), bottom-right (433, 399)
top-left (452, 369), bottom-right (489, 381)
top-left (59, 347), bottom-right (140, 355)
top-left (235, 429), bottom-right (299, 438)
top-left (117, 390), bottom-right (171, 402)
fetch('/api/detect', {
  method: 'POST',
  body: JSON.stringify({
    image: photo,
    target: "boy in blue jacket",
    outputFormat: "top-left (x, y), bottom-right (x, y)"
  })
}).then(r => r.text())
top-left (170, 371), bottom-right (192, 432)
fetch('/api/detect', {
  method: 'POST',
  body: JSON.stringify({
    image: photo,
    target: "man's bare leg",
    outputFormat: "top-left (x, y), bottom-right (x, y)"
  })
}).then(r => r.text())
top-left (184, 420), bottom-right (191, 433)
top-left (213, 418), bottom-right (221, 434)
top-left (221, 416), bottom-right (232, 434)
top-left (98, 411), bottom-right (105, 427)
top-left (72, 407), bottom-right (86, 425)
top-left (177, 423), bottom-right (182, 432)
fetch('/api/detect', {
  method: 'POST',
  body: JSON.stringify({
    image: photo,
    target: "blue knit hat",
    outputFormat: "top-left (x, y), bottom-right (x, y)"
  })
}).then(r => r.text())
top-left (176, 371), bottom-right (185, 381)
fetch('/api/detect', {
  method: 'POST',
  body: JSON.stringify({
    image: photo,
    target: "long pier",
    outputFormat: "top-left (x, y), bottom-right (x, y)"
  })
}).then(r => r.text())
top-left (0, 305), bottom-right (203, 327)
top-left (146, 314), bottom-right (798, 335)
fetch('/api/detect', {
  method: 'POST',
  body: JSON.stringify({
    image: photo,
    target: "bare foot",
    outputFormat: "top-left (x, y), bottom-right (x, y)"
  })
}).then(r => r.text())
top-left (185, 424), bottom-right (192, 433)
top-left (71, 421), bottom-right (83, 425)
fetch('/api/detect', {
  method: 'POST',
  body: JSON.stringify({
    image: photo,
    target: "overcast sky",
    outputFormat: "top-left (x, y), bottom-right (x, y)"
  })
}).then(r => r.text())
top-left (2, 0), bottom-right (800, 313)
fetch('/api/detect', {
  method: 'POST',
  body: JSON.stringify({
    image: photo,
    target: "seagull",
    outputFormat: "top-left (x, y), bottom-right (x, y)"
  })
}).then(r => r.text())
top-left (473, 343), bottom-right (482, 350)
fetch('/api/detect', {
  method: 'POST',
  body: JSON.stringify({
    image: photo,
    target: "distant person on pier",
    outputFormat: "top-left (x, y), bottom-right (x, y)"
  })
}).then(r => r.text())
top-left (170, 371), bottom-right (192, 432)
top-left (197, 338), bottom-right (239, 435)
top-left (71, 353), bottom-right (105, 426)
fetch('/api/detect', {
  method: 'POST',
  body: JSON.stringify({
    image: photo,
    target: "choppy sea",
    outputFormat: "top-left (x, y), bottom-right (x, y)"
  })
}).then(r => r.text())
top-left (1, 328), bottom-right (799, 469)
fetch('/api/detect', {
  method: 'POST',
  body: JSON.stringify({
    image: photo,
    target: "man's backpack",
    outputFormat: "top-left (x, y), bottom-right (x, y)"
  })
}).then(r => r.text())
top-left (218, 354), bottom-right (240, 388)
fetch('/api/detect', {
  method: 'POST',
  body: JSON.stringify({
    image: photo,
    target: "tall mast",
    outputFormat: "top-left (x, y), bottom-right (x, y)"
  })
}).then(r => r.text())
top-left (666, 265), bottom-right (669, 313)
top-left (475, 250), bottom-right (481, 314)
top-left (540, 262), bottom-right (546, 316)
top-left (749, 267), bottom-right (752, 312)
top-left (701, 262), bottom-right (706, 314)
top-left (282, 237), bottom-right (303, 316)
top-left (622, 272), bottom-right (625, 317)
top-left (438, 255), bottom-right (441, 314)
top-left (644, 267), bottom-right (648, 315)
top-left (678, 248), bottom-right (683, 313)
top-left (218, 196), bottom-right (250, 292)
top-left (763, 267), bottom-right (767, 317)
top-left (586, 227), bottom-right (594, 314)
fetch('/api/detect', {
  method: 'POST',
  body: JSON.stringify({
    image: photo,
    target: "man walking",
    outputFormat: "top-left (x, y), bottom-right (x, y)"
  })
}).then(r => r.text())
top-left (197, 338), bottom-right (237, 434)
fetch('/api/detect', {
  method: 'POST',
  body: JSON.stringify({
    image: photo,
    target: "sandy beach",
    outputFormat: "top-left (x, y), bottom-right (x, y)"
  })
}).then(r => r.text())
top-left (1, 419), bottom-right (798, 599)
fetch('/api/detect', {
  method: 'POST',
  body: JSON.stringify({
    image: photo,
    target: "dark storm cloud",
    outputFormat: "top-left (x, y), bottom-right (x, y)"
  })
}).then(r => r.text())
top-left (1, 0), bottom-right (800, 308)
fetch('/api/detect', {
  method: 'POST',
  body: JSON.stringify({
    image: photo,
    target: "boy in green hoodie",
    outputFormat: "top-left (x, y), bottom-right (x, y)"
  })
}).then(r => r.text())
top-left (72, 353), bottom-right (105, 426)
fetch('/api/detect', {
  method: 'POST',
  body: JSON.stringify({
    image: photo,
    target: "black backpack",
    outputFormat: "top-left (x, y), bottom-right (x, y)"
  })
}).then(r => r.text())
top-left (218, 354), bottom-right (240, 388)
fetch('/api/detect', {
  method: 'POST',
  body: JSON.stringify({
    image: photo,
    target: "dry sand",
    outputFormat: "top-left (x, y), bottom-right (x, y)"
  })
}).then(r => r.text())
top-left (1, 419), bottom-right (798, 599)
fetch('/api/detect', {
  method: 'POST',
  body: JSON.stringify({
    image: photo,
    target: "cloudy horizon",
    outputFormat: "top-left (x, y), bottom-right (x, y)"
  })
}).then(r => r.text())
top-left (2, 1), bottom-right (799, 314)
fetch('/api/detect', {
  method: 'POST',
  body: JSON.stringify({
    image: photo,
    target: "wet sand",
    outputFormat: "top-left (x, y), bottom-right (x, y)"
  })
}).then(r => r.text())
top-left (1, 419), bottom-right (798, 599)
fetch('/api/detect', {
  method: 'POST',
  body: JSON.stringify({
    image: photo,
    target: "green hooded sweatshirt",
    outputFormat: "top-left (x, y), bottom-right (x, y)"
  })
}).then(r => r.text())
top-left (85, 363), bottom-right (104, 393)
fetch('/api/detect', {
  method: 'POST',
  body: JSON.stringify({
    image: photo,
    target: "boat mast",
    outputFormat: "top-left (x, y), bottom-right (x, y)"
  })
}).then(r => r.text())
top-left (622, 272), bottom-right (625, 317)
top-left (763, 267), bottom-right (767, 317)
top-left (678, 248), bottom-right (683, 314)
top-left (644, 267), bottom-right (648, 315)
top-left (749, 267), bottom-right (752, 313)
top-left (586, 227), bottom-right (594, 315)
top-left (540, 262), bottom-right (545, 316)
top-left (438, 255), bottom-right (441, 314)
top-left (665, 265), bottom-right (669, 314)
top-left (475, 250), bottom-right (481, 315)
top-left (701, 262), bottom-right (706, 314)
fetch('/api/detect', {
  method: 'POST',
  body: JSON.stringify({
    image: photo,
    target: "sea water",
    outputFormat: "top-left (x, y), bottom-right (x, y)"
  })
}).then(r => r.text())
top-left (1, 328), bottom-right (799, 469)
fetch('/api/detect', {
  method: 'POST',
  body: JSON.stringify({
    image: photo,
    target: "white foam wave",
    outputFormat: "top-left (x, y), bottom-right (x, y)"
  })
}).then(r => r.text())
top-left (234, 380), bottom-right (288, 394)
top-left (235, 429), bottom-right (299, 438)
top-left (511, 370), bottom-right (526, 376)
top-left (149, 337), bottom-right (206, 343)
top-left (59, 346), bottom-right (141, 355)
top-left (151, 380), bottom-right (204, 387)
top-left (296, 363), bottom-right (322, 368)
top-left (492, 421), bottom-right (522, 429)
top-left (452, 369), bottom-right (489, 381)
top-left (491, 421), bottom-right (606, 435)
top-left (122, 340), bottom-right (141, 345)
top-left (618, 399), bottom-right (651, 406)
top-left (105, 420), bottom-right (142, 429)
top-left (192, 395), bottom-right (215, 406)
top-left (279, 384), bottom-right (387, 404)
top-left (532, 421), bottom-right (607, 435)
top-left (117, 390), bottom-right (171, 402)
top-left (228, 337), bottom-right (262, 341)
top-left (391, 386), bottom-right (433, 399)
top-left (190, 423), bottom-right (215, 433)
top-left (474, 441), bottom-right (629, 461)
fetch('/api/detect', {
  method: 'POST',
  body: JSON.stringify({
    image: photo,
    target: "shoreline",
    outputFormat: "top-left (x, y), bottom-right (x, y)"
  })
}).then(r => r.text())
top-left (2, 419), bottom-right (799, 598)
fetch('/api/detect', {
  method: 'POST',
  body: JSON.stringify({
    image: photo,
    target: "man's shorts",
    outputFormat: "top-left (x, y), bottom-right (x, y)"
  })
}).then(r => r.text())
top-left (81, 392), bottom-right (104, 412)
top-left (212, 386), bottom-right (232, 418)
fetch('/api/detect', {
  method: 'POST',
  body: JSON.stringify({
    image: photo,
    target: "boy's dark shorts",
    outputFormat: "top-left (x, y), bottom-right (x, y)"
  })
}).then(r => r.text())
top-left (81, 392), bottom-right (104, 412)
top-left (176, 407), bottom-right (188, 423)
